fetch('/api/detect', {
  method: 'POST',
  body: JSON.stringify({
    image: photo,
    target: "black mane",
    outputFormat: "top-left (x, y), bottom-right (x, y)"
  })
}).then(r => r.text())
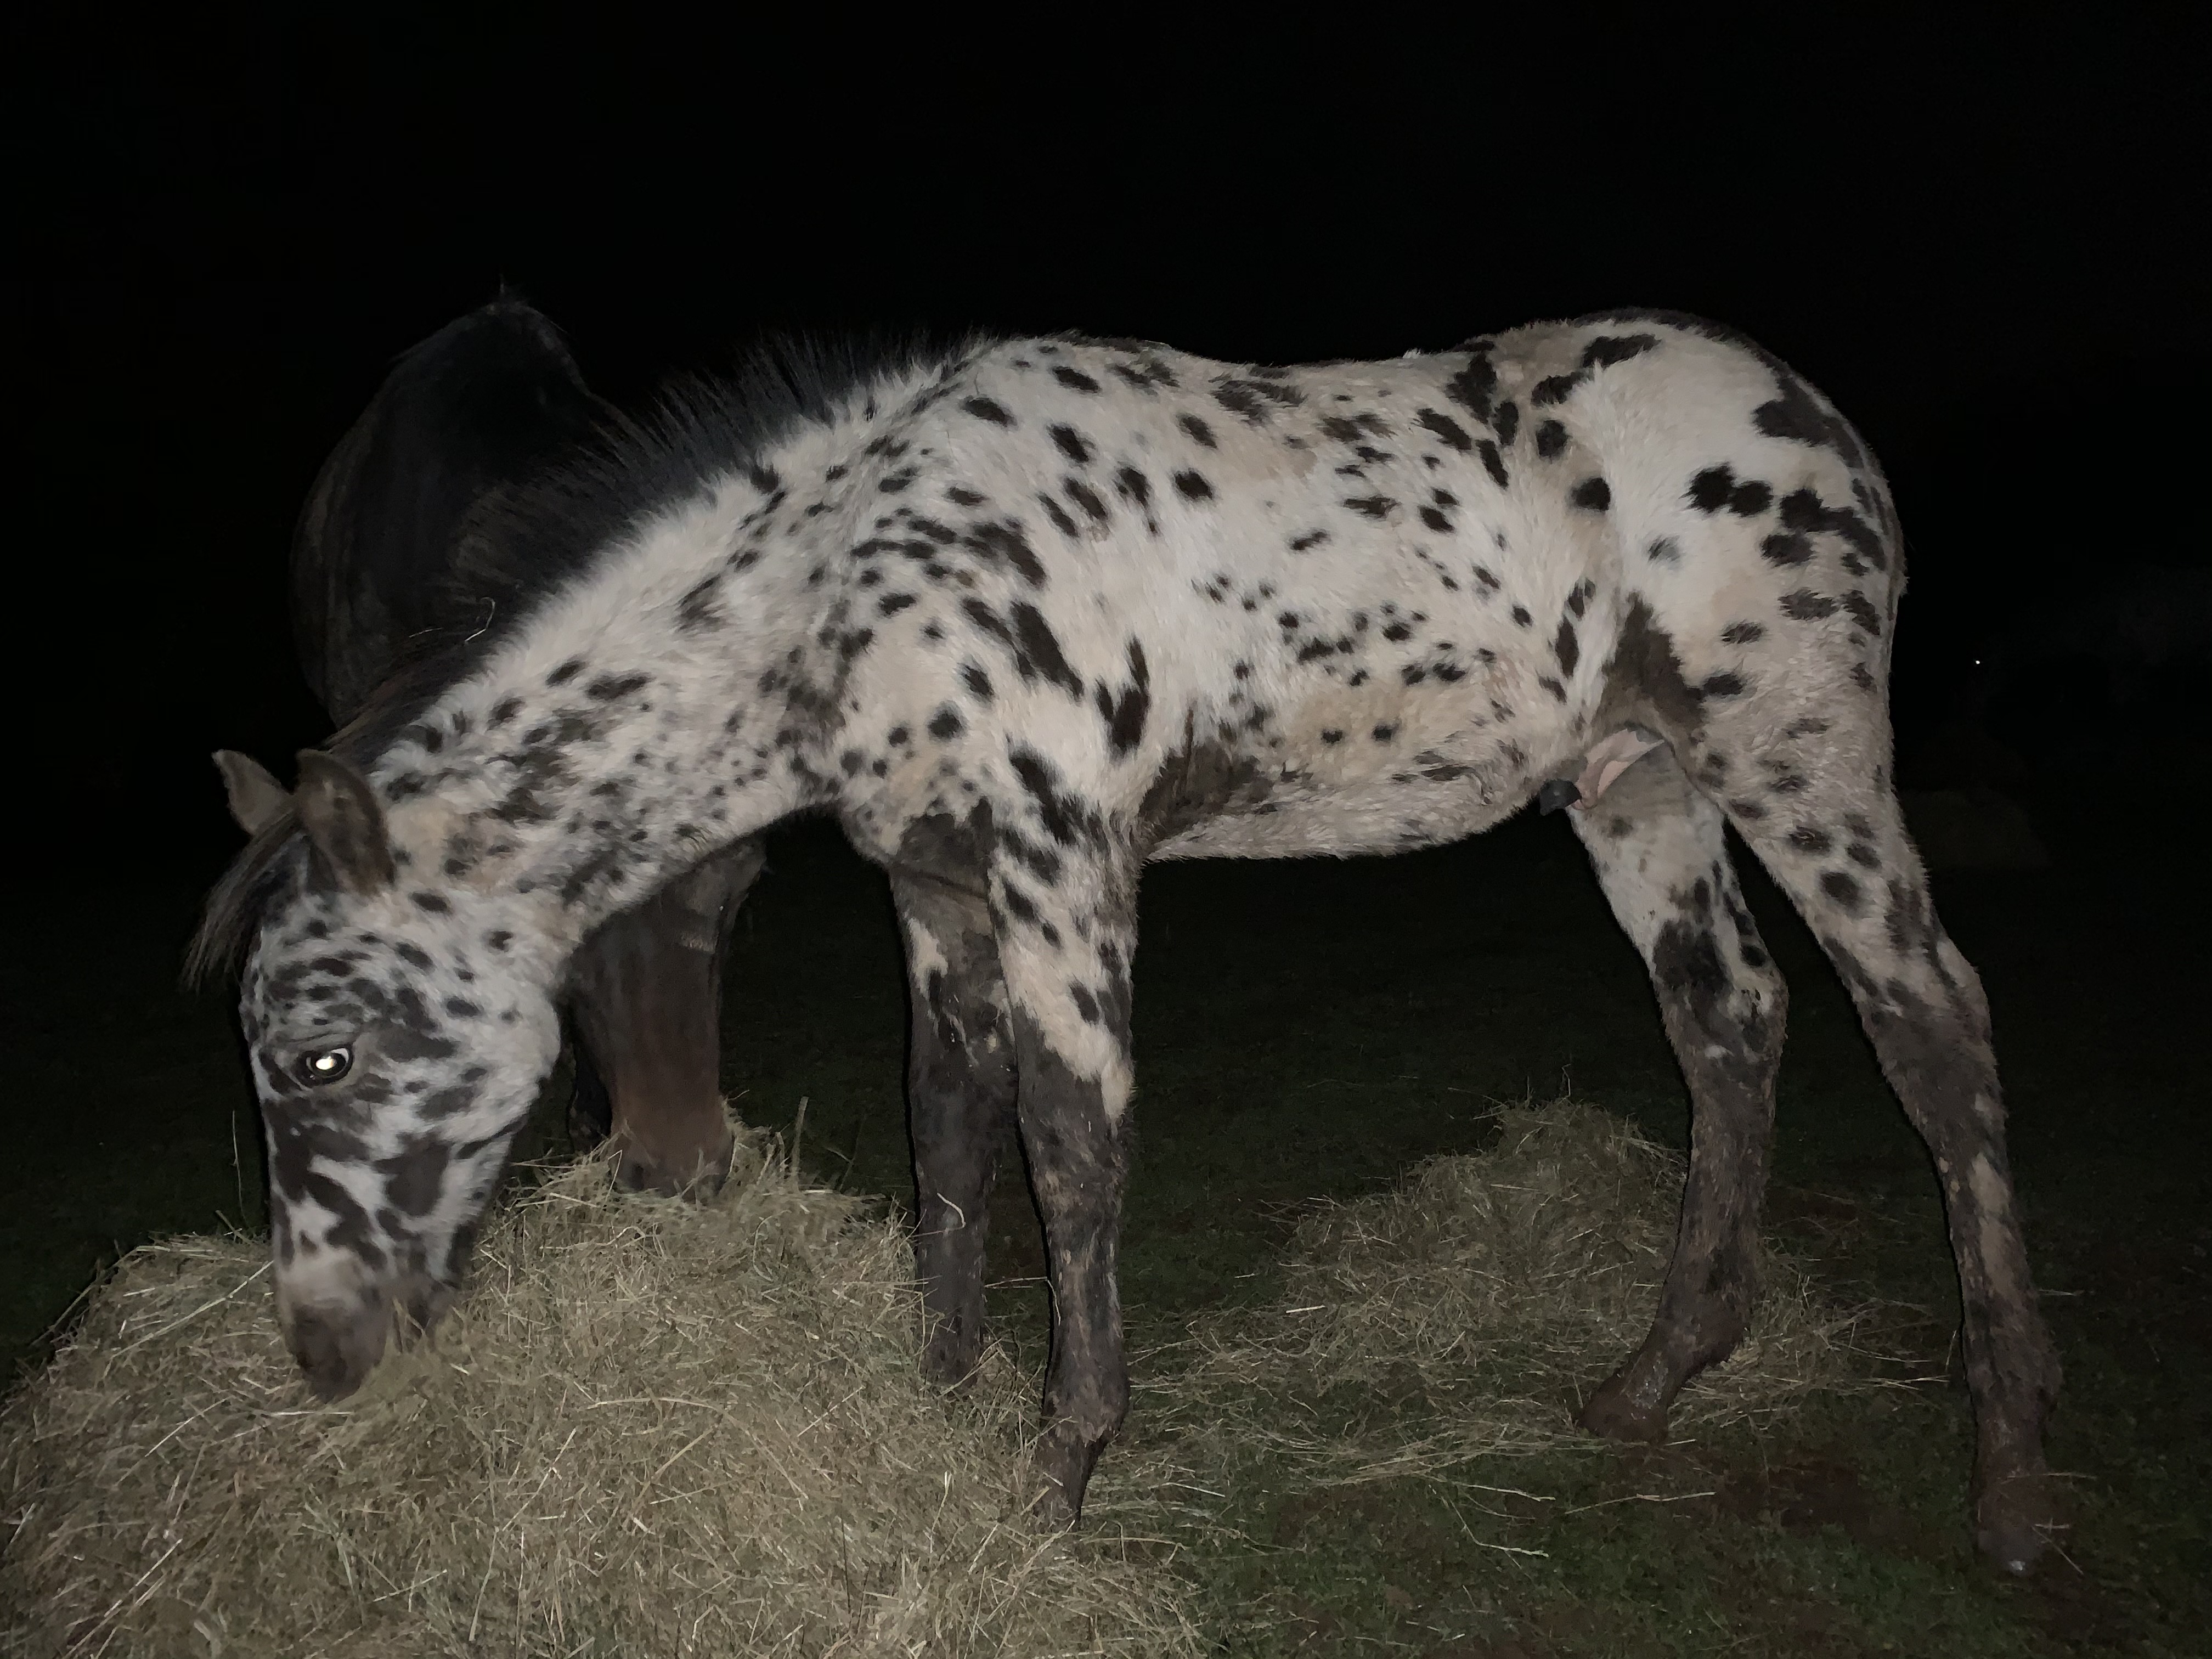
top-left (189, 326), bottom-right (983, 985)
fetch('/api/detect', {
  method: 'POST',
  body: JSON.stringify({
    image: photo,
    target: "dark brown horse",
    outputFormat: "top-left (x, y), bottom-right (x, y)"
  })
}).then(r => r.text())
top-left (220, 298), bottom-right (755, 1193)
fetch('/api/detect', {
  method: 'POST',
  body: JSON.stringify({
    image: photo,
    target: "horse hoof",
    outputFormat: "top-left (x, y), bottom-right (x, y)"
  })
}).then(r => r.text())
top-left (1028, 1421), bottom-right (1103, 1528)
top-left (1976, 1471), bottom-right (2066, 1575)
top-left (1577, 1368), bottom-right (1671, 1444)
top-left (613, 1137), bottom-right (733, 1199)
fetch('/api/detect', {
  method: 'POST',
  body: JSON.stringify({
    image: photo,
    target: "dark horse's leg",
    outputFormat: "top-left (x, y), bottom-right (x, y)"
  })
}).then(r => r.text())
top-left (1567, 744), bottom-right (1790, 1428)
top-left (889, 867), bottom-right (1020, 1386)
top-left (565, 839), bottom-right (766, 1194)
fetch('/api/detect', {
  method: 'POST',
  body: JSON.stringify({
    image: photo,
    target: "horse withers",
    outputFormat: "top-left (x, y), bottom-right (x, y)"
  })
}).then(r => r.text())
top-left (216, 298), bottom-right (755, 1194)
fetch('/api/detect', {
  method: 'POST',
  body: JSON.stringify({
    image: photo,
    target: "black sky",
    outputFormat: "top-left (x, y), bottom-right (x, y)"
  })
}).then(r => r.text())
top-left (15, 16), bottom-right (2201, 866)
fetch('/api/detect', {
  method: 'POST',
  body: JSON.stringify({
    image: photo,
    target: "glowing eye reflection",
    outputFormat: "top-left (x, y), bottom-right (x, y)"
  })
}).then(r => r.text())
top-left (296, 1046), bottom-right (353, 1085)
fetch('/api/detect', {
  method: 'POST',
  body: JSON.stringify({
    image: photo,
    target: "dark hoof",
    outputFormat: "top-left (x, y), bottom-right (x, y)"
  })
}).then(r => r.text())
top-left (1976, 1471), bottom-right (2067, 1575)
top-left (1578, 1367), bottom-right (1672, 1443)
top-left (1029, 1420), bottom-right (1105, 1527)
top-left (612, 1129), bottom-right (735, 1198)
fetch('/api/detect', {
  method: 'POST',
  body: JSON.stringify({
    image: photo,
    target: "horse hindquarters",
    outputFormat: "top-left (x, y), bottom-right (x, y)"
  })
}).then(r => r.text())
top-left (565, 838), bottom-right (765, 1194)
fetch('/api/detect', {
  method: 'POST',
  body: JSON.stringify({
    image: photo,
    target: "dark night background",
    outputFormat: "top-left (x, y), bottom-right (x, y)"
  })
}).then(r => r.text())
top-left (7, 15), bottom-right (2209, 1651)
top-left (16, 15), bottom-right (2202, 857)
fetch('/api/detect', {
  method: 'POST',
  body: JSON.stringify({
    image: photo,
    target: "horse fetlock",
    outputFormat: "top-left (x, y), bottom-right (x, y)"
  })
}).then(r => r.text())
top-left (917, 1252), bottom-right (990, 1387)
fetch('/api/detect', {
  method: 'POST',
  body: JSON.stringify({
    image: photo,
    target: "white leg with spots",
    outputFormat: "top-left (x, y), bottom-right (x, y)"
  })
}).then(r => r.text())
top-left (1568, 743), bottom-right (1791, 1440)
top-left (988, 847), bottom-right (1138, 1523)
top-left (1712, 739), bottom-right (2063, 1572)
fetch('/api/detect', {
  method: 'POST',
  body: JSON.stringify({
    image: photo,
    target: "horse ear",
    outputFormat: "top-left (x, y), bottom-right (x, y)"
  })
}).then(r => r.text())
top-left (213, 750), bottom-right (291, 835)
top-left (292, 751), bottom-right (396, 895)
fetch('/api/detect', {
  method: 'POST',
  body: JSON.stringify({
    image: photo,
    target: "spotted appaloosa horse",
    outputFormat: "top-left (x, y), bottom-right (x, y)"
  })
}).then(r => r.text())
top-left (195, 312), bottom-right (2062, 1570)
top-left (217, 298), bottom-right (760, 1194)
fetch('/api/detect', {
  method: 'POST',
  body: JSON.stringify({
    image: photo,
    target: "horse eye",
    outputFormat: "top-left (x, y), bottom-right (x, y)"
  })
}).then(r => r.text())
top-left (296, 1046), bottom-right (353, 1085)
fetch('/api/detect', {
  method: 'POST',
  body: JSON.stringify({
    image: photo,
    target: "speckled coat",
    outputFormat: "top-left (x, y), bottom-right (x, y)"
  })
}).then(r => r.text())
top-left (200, 310), bottom-right (2062, 1570)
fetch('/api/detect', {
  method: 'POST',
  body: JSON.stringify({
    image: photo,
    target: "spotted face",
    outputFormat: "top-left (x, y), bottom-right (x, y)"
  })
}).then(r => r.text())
top-left (241, 864), bottom-right (561, 1400)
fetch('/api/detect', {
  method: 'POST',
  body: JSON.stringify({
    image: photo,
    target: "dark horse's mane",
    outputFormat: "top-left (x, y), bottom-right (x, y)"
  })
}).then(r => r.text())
top-left (188, 326), bottom-right (984, 985)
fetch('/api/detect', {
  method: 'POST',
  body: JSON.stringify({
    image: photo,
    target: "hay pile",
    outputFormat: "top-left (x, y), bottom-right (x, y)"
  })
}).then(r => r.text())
top-left (1, 1098), bottom-right (1882, 1655)
top-left (0, 1132), bottom-right (1198, 1659)
top-left (1124, 1101), bottom-right (1877, 1491)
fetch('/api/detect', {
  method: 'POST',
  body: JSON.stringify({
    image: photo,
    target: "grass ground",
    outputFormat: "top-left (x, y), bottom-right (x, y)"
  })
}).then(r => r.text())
top-left (5, 772), bottom-right (2206, 1655)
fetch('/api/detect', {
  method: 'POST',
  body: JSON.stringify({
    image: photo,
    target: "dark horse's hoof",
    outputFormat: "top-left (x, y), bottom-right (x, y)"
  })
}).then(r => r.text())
top-left (613, 1126), bottom-right (736, 1198)
top-left (1976, 1470), bottom-right (2066, 1575)
top-left (1577, 1364), bottom-right (1672, 1444)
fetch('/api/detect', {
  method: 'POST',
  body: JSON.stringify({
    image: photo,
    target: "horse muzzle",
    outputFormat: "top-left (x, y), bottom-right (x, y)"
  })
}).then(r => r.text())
top-left (277, 1271), bottom-right (453, 1401)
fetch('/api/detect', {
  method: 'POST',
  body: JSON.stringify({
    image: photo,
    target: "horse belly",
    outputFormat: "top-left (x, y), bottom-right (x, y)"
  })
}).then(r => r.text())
top-left (1149, 776), bottom-right (1530, 859)
top-left (1148, 725), bottom-right (1542, 860)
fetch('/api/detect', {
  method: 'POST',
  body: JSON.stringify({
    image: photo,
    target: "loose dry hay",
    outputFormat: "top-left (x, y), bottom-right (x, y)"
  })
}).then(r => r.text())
top-left (1113, 1099), bottom-right (1884, 1494)
top-left (2, 1099), bottom-right (1887, 1656)
top-left (0, 1133), bottom-right (1199, 1659)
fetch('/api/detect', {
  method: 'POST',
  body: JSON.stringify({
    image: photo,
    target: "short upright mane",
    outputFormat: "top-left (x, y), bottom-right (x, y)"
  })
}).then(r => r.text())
top-left (188, 330), bottom-right (985, 985)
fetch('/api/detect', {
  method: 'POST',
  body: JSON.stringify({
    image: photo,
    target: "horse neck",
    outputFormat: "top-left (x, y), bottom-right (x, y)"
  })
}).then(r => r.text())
top-left (373, 420), bottom-right (879, 946)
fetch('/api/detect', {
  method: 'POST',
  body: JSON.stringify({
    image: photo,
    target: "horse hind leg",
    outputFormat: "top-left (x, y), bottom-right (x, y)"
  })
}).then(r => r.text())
top-left (1713, 725), bottom-right (2063, 1572)
top-left (1568, 744), bottom-right (1791, 1441)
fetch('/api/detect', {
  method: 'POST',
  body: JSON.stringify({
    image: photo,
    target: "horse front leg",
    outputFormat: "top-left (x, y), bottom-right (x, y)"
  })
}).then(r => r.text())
top-left (989, 847), bottom-right (1138, 1525)
top-left (890, 867), bottom-right (1019, 1387)
top-left (566, 838), bottom-right (766, 1194)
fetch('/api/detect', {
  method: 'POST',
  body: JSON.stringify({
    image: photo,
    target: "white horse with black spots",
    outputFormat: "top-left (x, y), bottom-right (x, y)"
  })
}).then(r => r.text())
top-left (198, 309), bottom-right (2062, 1571)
